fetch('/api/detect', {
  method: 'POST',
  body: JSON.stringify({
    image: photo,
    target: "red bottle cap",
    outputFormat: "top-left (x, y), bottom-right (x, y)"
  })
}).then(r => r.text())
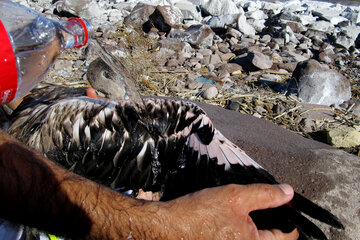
top-left (0, 20), bottom-right (17, 104)
top-left (68, 18), bottom-right (89, 48)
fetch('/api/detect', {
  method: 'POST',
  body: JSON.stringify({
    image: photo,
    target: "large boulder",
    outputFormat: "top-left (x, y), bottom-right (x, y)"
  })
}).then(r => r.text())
top-left (291, 60), bottom-right (351, 106)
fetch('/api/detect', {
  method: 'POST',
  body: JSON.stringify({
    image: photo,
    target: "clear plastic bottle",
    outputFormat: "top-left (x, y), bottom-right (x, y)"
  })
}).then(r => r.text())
top-left (0, 0), bottom-right (93, 104)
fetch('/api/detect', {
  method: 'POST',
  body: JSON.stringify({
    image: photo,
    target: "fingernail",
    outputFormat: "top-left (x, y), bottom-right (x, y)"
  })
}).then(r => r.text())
top-left (279, 184), bottom-right (293, 195)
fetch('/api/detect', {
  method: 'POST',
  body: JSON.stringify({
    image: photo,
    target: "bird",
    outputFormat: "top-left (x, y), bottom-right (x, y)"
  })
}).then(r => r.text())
top-left (7, 83), bottom-right (344, 240)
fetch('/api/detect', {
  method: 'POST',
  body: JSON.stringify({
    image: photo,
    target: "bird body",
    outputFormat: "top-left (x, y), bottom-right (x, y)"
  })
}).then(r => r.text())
top-left (8, 84), bottom-right (344, 239)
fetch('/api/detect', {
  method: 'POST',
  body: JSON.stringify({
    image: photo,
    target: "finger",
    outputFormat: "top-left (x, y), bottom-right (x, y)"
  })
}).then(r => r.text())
top-left (243, 184), bottom-right (294, 212)
top-left (258, 228), bottom-right (299, 240)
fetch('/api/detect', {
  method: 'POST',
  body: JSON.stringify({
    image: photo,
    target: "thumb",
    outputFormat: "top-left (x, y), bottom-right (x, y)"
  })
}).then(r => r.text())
top-left (242, 184), bottom-right (294, 212)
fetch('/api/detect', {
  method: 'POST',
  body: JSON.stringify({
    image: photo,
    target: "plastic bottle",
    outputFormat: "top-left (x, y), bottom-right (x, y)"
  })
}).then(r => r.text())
top-left (0, 0), bottom-right (93, 104)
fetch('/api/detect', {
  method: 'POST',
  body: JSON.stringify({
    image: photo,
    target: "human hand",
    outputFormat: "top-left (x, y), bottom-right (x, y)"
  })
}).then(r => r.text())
top-left (159, 184), bottom-right (299, 240)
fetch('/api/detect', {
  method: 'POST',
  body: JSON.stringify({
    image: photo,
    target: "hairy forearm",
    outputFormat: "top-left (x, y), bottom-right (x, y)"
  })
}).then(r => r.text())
top-left (0, 131), bottom-right (170, 239)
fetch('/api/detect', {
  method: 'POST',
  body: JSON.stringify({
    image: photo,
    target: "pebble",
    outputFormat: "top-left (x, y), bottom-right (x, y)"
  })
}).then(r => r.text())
top-left (203, 86), bottom-right (218, 100)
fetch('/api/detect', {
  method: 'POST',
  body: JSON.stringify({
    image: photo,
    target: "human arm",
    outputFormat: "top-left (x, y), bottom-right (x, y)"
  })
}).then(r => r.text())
top-left (0, 130), bottom-right (298, 239)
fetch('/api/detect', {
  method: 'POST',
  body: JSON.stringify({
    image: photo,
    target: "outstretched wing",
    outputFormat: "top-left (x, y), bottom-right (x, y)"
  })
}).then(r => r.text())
top-left (8, 85), bottom-right (344, 240)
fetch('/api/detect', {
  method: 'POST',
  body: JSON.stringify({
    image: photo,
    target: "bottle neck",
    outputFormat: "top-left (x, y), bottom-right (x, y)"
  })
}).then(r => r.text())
top-left (57, 18), bottom-right (93, 49)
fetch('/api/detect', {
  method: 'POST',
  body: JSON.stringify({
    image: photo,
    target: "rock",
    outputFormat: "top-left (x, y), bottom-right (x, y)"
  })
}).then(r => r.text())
top-left (309, 21), bottom-right (334, 33)
top-left (207, 14), bottom-right (239, 29)
top-left (292, 60), bottom-right (351, 106)
top-left (171, 25), bottom-right (215, 48)
top-left (200, 0), bottom-right (241, 16)
top-left (227, 27), bottom-right (242, 39)
top-left (277, 62), bottom-right (298, 72)
top-left (246, 9), bottom-right (268, 20)
top-left (336, 25), bottom-right (360, 49)
top-left (272, 104), bottom-right (286, 114)
top-left (260, 34), bottom-right (272, 43)
top-left (299, 118), bottom-right (315, 132)
top-left (124, 3), bottom-right (155, 25)
top-left (237, 14), bottom-right (256, 36)
top-left (187, 80), bottom-right (203, 89)
top-left (341, 7), bottom-right (360, 25)
top-left (166, 58), bottom-right (180, 67)
top-left (219, 52), bottom-right (235, 62)
top-left (53, 59), bottom-right (73, 70)
top-left (327, 126), bottom-right (360, 148)
top-left (233, 51), bottom-right (273, 71)
top-left (198, 48), bottom-right (213, 56)
top-left (286, 51), bottom-right (309, 62)
top-left (55, 0), bottom-right (106, 20)
top-left (143, 6), bottom-right (183, 34)
top-left (209, 54), bottom-right (222, 65)
top-left (249, 19), bottom-right (266, 32)
top-left (318, 50), bottom-right (335, 64)
top-left (203, 86), bottom-right (218, 99)
top-left (255, 105), bottom-right (267, 114)
top-left (227, 100), bottom-right (240, 111)
top-left (218, 63), bottom-right (243, 77)
top-left (285, 21), bottom-right (307, 33)
top-left (174, 1), bottom-right (201, 22)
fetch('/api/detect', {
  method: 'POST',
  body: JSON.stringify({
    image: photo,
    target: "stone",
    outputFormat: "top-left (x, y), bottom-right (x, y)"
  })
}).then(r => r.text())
top-left (248, 52), bottom-right (272, 69)
top-left (166, 58), bottom-right (180, 67)
top-left (203, 86), bottom-right (218, 99)
top-left (227, 28), bottom-right (242, 39)
top-left (260, 34), bottom-right (272, 43)
top-left (249, 19), bottom-right (266, 33)
top-left (286, 51), bottom-right (309, 62)
top-left (209, 54), bottom-right (222, 65)
top-left (124, 3), bottom-right (155, 25)
top-left (272, 104), bottom-right (286, 114)
top-left (55, 0), bottom-right (106, 20)
top-left (171, 25), bottom-right (215, 49)
top-left (246, 9), bottom-right (268, 20)
top-left (327, 126), bottom-right (360, 148)
top-left (187, 80), bottom-right (203, 89)
top-left (237, 14), bottom-right (256, 36)
top-left (219, 52), bottom-right (236, 62)
top-left (53, 59), bottom-right (73, 70)
top-left (200, 0), bottom-right (241, 16)
top-left (207, 14), bottom-right (239, 29)
top-left (228, 100), bottom-right (240, 111)
top-left (341, 7), bottom-right (360, 25)
top-left (285, 21), bottom-right (307, 33)
top-left (299, 118), bottom-right (315, 133)
top-left (143, 6), bottom-right (183, 34)
top-left (255, 105), bottom-right (267, 114)
top-left (291, 60), bottom-right (351, 106)
top-left (260, 73), bottom-right (283, 82)
top-left (233, 51), bottom-right (273, 71)
top-left (218, 63), bottom-right (243, 77)
top-left (174, 1), bottom-right (201, 22)
top-left (309, 20), bottom-right (334, 33)
top-left (198, 48), bottom-right (213, 56)
top-left (318, 50), bottom-right (335, 64)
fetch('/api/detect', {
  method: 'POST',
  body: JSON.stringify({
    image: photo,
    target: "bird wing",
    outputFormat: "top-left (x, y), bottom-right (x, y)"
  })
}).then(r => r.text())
top-left (8, 85), bottom-right (344, 239)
